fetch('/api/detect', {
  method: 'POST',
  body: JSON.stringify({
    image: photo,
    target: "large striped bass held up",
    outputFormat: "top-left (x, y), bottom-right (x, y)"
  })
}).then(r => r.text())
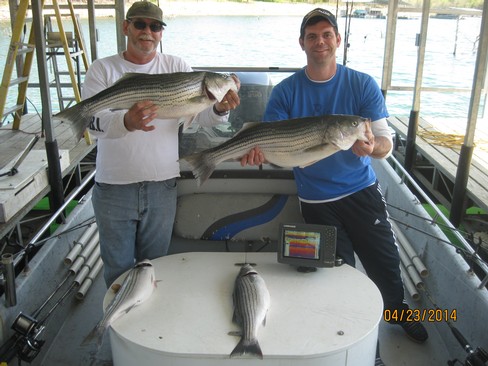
top-left (181, 114), bottom-right (370, 186)
top-left (54, 71), bottom-right (238, 140)
top-left (82, 259), bottom-right (156, 347)
top-left (230, 263), bottom-right (270, 359)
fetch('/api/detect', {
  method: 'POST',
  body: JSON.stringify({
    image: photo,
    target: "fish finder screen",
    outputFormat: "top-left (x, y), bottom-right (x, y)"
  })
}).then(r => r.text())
top-left (283, 229), bottom-right (320, 259)
top-left (278, 223), bottom-right (337, 268)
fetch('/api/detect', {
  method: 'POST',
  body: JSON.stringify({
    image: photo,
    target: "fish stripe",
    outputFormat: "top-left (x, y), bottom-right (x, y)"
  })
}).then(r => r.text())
top-left (182, 114), bottom-right (369, 186)
top-left (231, 264), bottom-right (269, 358)
top-left (54, 71), bottom-right (237, 140)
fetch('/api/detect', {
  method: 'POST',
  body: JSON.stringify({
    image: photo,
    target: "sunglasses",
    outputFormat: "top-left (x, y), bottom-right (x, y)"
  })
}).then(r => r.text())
top-left (128, 20), bottom-right (163, 32)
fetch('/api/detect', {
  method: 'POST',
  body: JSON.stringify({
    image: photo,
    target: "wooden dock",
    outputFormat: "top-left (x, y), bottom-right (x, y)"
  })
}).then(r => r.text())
top-left (0, 114), bottom-right (95, 238)
top-left (388, 116), bottom-right (488, 214)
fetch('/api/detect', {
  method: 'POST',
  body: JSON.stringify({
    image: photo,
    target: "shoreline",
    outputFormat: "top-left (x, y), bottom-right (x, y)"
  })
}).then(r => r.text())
top-left (0, 1), bottom-right (324, 21)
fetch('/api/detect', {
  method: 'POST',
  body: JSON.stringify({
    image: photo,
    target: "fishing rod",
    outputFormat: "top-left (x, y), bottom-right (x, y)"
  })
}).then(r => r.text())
top-left (342, 1), bottom-right (353, 66)
top-left (384, 155), bottom-right (488, 288)
top-left (391, 214), bottom-right (488, 268)
top-left (421, 289), bottom-right (488, 366)
top-left (0, 277), bottom-right (78, 364)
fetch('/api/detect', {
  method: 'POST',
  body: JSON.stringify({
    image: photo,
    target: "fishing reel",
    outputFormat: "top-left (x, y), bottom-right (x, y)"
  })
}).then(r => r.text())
top-left (11, 312), bottom-right (45, 362)
top-left (448, 348), bottom-right (488, 366)
top-left (463, 348), bottom-right (488, 366)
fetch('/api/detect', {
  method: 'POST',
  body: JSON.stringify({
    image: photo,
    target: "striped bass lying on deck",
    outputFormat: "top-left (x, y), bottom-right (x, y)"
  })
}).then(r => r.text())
top-left (181, 114), bottom-right (370, 186)
top-left (54, 71), bottom-right (238, 140)
top-left (230, 263), bottom-right (270, 359)
top-left (82, 259), bottom-right (156, 347)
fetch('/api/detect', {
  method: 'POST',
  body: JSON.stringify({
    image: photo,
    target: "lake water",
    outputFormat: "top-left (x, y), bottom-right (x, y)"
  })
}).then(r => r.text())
top-left (0, 14), bottom-right (484, 120)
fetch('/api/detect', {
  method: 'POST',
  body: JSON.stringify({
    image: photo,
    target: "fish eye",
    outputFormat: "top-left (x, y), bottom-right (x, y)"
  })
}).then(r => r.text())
top-left (352, 121), bottom-right (358, 127)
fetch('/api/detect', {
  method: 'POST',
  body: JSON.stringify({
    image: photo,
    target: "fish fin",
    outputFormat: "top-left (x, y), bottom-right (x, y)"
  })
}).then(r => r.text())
top-left (228, 330), bottom-right (242, 337)
top-left (235, 122), bottom-right (261, 135)
top-left (232, 309), bottom-right (243, 325)
top-left (124, 304), bottom-right (137, 314)
top-left (298, 160), bottom-right (320, 168)
top-left (81, 323), bottom-right (105, 348)
top-left (113, 72), bottom-right (146, 84)
top-left (53, 103), bottom-right (91, 141)
top-left (295, 144), bottom-right (341, 168)
top-left (230, 338), bottom-right (263, 359)
top-left (302, 143), bottom-right (336, 153)
top-left (179, 152), bottom-right (215, 186)
top-left (178, 116), bottom-right (195, 130)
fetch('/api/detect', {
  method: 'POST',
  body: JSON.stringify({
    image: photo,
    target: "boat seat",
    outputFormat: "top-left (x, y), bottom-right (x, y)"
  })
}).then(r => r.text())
top-left (174, 193), bottom-right (303, 242)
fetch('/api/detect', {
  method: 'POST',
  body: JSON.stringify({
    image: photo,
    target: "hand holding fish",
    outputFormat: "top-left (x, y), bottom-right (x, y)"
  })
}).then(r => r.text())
top-left (351, 121), bottom-right (393, 159)
top-left (214, 74), bottom-right (241, 114)
top-left (351, 122), bottom-right (374, 156)
top-left (240, 147), bottom-right (266, 167)
top-left (123, 101), bottom-right (159, 132)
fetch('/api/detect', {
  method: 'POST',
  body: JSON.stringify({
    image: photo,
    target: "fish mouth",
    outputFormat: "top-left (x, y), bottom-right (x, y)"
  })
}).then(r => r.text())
top-left (205, 87), bottom-right (217, 101)
top-left (135, 261), bottom-right (153, 268)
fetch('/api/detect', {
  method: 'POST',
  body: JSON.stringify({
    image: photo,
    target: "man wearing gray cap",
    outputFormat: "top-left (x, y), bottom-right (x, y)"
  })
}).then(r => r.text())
top-left (242, 8), bottom-right (428, 365)
top-left (82, 1), bottom-right (240, 288)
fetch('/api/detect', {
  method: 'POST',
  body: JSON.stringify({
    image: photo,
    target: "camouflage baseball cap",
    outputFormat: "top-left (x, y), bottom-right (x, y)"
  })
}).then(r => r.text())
top-left (126, 1), bottom-right (167, 26)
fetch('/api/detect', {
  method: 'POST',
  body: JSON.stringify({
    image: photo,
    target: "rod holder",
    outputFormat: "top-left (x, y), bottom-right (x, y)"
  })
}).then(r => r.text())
top-left (2, 253), bottom-right (17, 307)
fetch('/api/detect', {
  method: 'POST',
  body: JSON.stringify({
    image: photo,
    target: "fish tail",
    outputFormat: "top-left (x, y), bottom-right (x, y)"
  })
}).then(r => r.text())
top-left (181, 152), bottom-right (216, 186)
top-left (53, 103), bottom-right (90, 141)
top-left (81, 324), bottom-right (105, 348)
top-left (230, 338), bottom-right (263, 359)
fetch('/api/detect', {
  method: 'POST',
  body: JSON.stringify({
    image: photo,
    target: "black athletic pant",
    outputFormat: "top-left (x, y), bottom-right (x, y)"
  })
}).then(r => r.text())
top-left (300, 181), bottom-right (408, 317)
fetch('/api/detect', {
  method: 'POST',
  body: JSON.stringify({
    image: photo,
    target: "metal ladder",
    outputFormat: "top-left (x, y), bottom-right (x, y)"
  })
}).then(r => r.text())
top-left (0, 0), bottom-right (90, 135)
top-left (45, 13), bottom-right (85, 111)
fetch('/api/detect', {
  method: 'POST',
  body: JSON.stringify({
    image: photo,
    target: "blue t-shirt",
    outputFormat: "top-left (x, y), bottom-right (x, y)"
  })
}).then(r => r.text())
top-left (263, 65), bottom-right (389, 201)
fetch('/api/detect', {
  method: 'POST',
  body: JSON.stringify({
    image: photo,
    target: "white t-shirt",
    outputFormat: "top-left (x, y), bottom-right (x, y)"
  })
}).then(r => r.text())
top-left (82, 52), bottom-right (227, 184)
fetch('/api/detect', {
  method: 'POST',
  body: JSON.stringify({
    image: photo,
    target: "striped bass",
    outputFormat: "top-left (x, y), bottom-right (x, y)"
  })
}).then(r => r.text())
top-left (54, 71), bottom-right (238, 140)
top-left (230, 264), bottom-right (270, 359)
top-left (82, 259), bottom-right (156, 347)
top-left (181, 114), bottom-right (370, 186)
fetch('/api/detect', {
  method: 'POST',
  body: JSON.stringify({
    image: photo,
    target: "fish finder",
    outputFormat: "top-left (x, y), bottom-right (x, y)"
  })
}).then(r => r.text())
top-left (277, 223), bottom-right (337, 272)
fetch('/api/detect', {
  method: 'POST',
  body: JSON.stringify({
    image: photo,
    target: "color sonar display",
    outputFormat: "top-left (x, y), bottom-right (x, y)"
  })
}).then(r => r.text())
top-left (278, 223), bottom-right (337, 269)
top-left (284, 230), bottom-right (320, 259)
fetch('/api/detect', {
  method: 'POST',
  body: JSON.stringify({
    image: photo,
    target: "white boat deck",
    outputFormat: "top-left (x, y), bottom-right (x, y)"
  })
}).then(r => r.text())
top-left (38, 248), bottom-right (450, 366)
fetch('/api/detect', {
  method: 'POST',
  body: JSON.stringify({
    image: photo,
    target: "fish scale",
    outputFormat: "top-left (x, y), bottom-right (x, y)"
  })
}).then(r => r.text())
top-left (231, 264), bottom-right (270, 359)
top-left (54, 71), bottom-right (237, 140)
top-left (238, 276), bottom-right (258, 341)
top-left (182, 114), bottom-right (369, 186)
top-left (82, 259), bottom-right (156, 348)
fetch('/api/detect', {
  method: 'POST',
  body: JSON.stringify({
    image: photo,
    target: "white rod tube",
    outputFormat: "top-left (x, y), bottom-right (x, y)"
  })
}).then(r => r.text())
top-left (76, 257), bottom-right (104, 300)
top-left (392, 221), bottom-right (429, 277)
top-left (400, 262), bottom-right (420, 301)
top-left (64, 224), bottom-right (98, 265)
top-left (73, 245), bottom-right (100, 285)
top-left (69, 231), bottom-right (99, 274)
top-left (398, 245), bottom-right (424, 289)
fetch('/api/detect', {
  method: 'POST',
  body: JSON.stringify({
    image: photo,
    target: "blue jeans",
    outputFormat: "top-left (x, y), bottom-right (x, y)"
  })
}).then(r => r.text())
top-left (92, 179), bottom-right (177, 287)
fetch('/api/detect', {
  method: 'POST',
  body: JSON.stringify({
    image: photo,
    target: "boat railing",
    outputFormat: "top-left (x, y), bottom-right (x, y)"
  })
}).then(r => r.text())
top-left (387, 154), bottom-right (488, 289)
top-left (1, 169), bottom-right (96, 307)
